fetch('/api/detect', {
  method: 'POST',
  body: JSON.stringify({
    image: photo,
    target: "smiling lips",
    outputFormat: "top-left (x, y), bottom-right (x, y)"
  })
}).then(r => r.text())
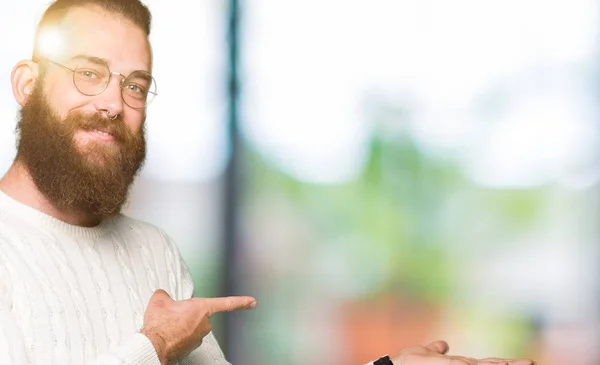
top-left (85, 129), bottom-right (116, 142)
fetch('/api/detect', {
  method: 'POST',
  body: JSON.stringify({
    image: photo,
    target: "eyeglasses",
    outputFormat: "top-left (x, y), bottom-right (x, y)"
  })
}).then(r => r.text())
top-left (47, 57), bottom-right (157, 109)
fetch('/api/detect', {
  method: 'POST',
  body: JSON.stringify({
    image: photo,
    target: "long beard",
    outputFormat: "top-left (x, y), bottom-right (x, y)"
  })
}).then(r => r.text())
top-left (15, 84), bottom-right (146, 220)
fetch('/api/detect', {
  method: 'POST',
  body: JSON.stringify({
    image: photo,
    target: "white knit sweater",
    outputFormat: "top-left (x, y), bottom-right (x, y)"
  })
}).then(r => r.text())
top-left (0, 190), bottom-right (230, 364)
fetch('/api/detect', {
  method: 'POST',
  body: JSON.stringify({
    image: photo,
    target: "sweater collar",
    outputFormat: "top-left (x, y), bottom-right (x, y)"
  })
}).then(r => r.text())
top-left (0, 189), bottom-right (117, 238)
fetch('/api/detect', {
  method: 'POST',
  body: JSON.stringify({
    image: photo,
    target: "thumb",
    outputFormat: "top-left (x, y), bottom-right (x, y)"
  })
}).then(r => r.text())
top-left (148, 289), bottom-right (174, 307)
top-left (425, 340), bottom-right (449, 355)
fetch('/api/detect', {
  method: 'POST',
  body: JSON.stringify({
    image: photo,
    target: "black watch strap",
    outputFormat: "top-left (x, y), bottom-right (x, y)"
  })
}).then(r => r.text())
top-left (374, 355), bottom-right (393, 365)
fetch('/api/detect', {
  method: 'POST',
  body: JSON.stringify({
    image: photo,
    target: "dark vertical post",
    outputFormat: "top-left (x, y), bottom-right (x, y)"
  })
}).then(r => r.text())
top-left (220, 0), bottom-right (242, 360)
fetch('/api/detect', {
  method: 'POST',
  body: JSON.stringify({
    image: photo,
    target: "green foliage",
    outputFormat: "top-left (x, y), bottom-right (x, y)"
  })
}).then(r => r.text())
top-left (243, 122), bottom-right (547, 303)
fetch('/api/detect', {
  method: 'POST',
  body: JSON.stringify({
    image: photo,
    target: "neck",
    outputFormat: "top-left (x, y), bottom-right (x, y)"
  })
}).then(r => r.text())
top-left (0, 160), bottom-right (101, 227)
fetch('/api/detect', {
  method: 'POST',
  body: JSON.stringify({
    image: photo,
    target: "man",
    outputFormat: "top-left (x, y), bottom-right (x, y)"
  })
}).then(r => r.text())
top-left (0, 0), bottom-right (536, 364)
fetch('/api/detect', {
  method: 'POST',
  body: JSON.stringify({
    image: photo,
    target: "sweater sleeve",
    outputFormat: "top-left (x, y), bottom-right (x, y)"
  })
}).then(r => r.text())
top-left (87, 334), bottom-right (161, 365)
top-left (0, 260), bottom-right (160, 365)
top-left (0, 318), bottom-right (159, 365)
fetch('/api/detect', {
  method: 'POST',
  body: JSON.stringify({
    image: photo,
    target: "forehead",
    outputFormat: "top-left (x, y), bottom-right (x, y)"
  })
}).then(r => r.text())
top-left (52, 6), bottom-right (152, 73)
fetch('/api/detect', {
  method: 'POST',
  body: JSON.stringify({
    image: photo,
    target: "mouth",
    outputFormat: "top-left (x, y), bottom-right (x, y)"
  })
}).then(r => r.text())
top-left (79, 129), bottom-right (117, 143)
top-left (92, 128), bottom-right (115, 139)
top-left (95, 129), bottom-right (112, 136)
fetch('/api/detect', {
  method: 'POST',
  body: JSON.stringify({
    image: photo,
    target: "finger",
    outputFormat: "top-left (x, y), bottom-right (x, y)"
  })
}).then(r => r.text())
top-left (393, 354), bottom-right (470, 365)
top-left (479, 358), bottom-right (509, 363)
top-left (479, 358), bottom-right (505, 361)
top-left (477, 360), bottom-right (508, 365)
top-left (425, 340), bottom-right (449, 354)
top-left (413, 355), bottom-right (475, 365)
top-left (506, 360), bottom-right (536, 365)
top-left (453, 356), bottom-right (479, 365)
top-left (204, 296), bottom-right (257, 316)
top-left (478, 358), bottom-right (536, 365)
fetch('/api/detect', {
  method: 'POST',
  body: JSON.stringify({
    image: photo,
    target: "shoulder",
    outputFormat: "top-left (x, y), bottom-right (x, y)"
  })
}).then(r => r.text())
top-left (113, 215), bottom-right (194, 299)
top-left (0, 213), bottom-right (37, 263)
top-left (112, 214), bottom-right (183, 258)
top-left (114, 214), bottom-right (172, 242)
top-left (0, 210), bottom-right (32, 243)
top-left (114, 214), bottom-right (164, 234)
top-left (0, 223), bottom-right (16, 298)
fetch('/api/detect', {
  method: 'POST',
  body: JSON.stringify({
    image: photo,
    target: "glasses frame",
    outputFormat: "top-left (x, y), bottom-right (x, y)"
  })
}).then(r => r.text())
top-left (47, 58), bottom-right (157, 109)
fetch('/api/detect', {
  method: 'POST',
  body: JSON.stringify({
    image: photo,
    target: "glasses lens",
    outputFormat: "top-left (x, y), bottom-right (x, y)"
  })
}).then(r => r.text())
top-left (73, 60), bottom-right (110, 96)
top-left (122, 71), bottom-right (156, 108)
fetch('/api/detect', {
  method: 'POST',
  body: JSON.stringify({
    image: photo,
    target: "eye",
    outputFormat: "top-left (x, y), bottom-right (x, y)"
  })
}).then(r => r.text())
top-left (125, 83), bottom-right (146, 95)
top-left (76, 69), bottom-right (101, 80)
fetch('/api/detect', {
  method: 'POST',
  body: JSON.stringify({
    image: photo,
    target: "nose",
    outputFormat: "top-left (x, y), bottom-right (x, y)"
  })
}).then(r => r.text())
top-left (94, 72), bottom-right (124, 119)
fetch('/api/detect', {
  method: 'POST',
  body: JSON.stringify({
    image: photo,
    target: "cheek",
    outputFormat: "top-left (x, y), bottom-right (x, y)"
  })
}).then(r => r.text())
top-left (41, 77), bottom-right (87, 118)
top-left (123, 112), bottom-right (146, 135)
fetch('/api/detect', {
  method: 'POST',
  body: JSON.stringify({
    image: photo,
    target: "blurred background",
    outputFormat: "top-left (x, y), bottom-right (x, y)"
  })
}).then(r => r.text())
top-left (2, 0), bottom-right (600, 364)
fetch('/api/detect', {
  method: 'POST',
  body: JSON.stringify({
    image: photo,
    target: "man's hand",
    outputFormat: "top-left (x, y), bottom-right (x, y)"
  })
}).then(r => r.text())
top-left (140, 289), bottom-right (256, 365)
top-left (391, 340), bottom-right (537, 365)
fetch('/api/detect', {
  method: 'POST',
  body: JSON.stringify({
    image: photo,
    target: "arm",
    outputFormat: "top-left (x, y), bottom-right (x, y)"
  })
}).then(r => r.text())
top-left (88, 334), bottom-right (160, 365)
top-left (0, 290), bottom-right (160, 365)
top-left (0, 229), bottom-right (251, 365)
top-left (139, 289), bottom-right (255, 365)
top-left (178, 332), bottom-right (231, 365)
top-left (0, 247), bottom-right (160, 365)
top-left (141, 232), bottom-right (253, 365)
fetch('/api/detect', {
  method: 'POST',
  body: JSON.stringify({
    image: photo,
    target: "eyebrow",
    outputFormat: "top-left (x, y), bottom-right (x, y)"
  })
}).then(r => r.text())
top-left (135, 72), bottom-right (153, 83)
top-left (68, 54), bottom-right (151, 74)
top-left (69, 54), bottom-right (108, 66)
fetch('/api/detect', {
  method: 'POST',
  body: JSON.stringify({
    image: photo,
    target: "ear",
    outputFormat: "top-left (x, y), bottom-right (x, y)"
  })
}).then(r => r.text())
top-left (11, 60), bottom-right (39, 107)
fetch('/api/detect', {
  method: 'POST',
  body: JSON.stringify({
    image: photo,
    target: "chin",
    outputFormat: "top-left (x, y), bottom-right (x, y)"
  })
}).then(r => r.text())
top-left (78, 144), bottom-right (119, 168)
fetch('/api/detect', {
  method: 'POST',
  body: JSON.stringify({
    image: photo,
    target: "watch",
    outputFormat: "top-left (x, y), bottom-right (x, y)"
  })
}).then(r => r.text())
top-left (374, 355), bottom-right (393, 365)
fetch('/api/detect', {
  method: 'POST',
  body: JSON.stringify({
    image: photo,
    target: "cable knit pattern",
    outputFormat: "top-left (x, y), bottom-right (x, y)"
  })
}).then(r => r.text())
top-left (46, 232), bottom-right (97, 361)
top-left (0, 190), bottom-right (231, 365)
top-left (130, 227), bottom-right (160, 298)
top-left (78, 234), bottom-right (120, 348)
top-left (111, 234), bottom-right (146, 331)
top-left (22, 232), bottom-right (70, 363)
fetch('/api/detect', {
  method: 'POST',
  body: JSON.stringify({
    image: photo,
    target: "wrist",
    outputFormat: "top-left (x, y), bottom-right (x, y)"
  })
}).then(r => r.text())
top-left (140, 327), bottom-right (169, 365)
top-left (374, 355), bottom-right (393, 365)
